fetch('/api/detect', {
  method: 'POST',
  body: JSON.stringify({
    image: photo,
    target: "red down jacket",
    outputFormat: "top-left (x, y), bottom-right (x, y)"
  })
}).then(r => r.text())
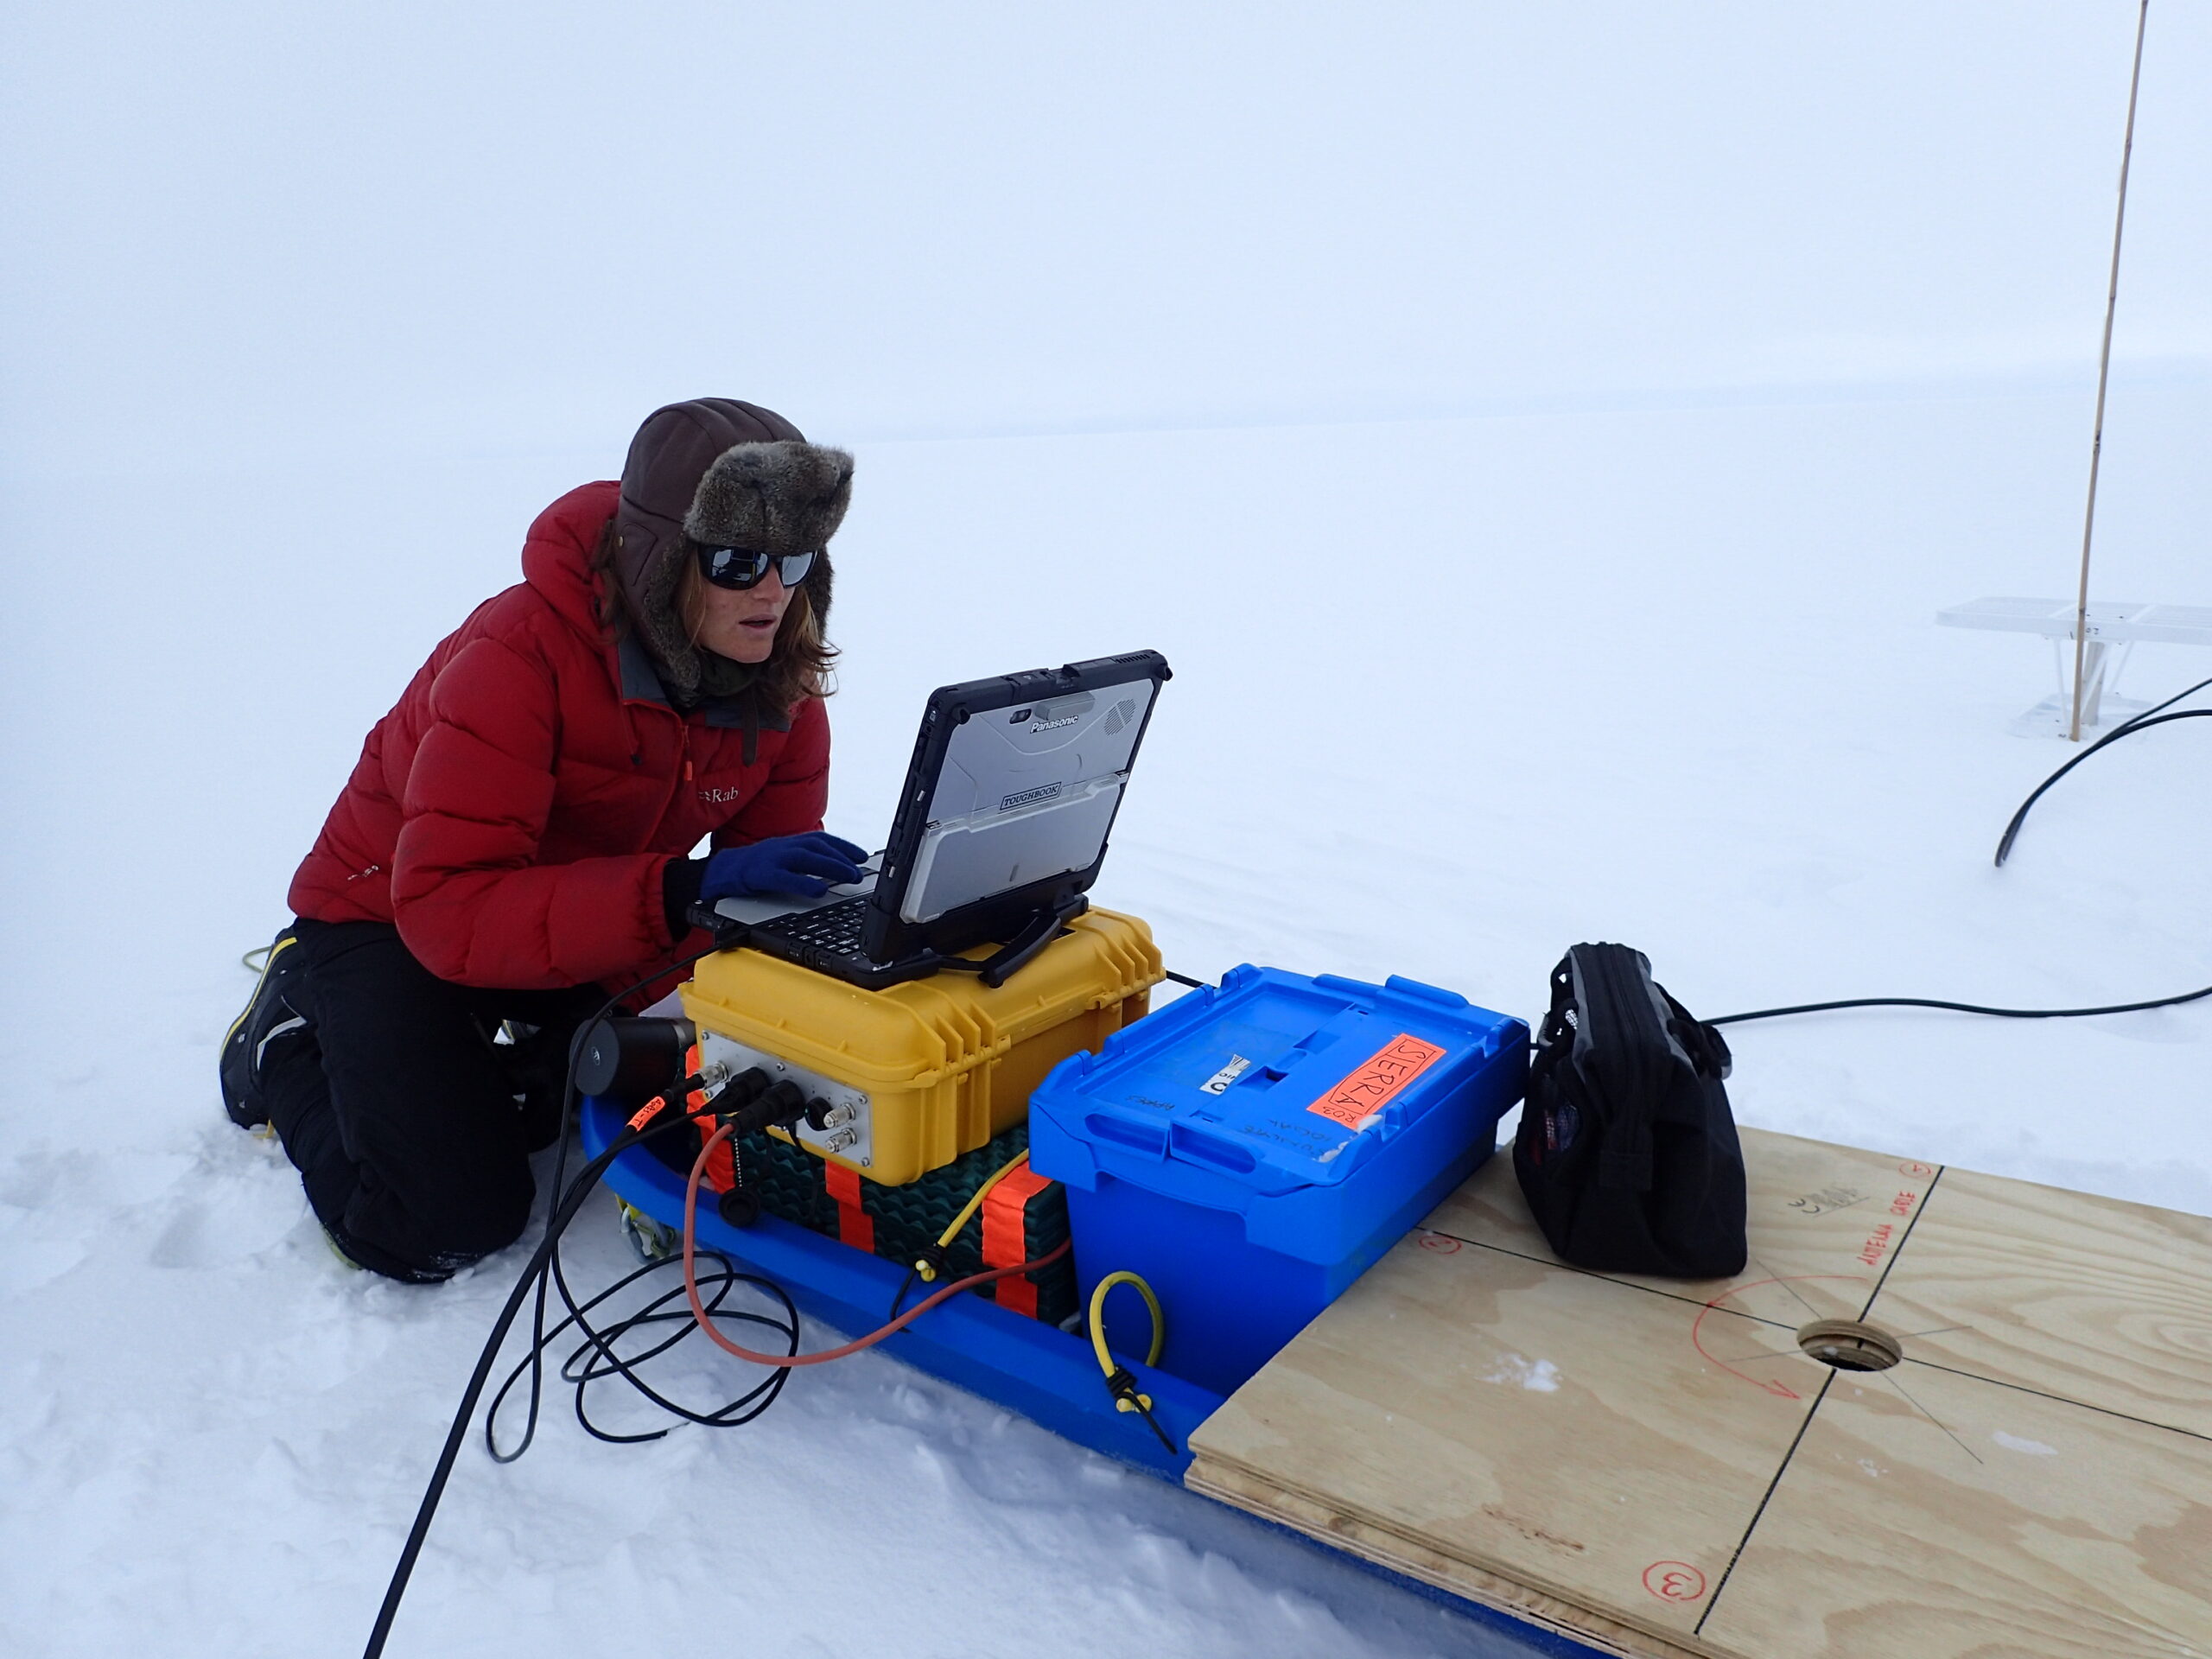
top-left (288, 480), bottom-right (830, 990)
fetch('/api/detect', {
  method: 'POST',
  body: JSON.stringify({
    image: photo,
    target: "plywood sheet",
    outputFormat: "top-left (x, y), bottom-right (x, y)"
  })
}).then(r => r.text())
top-left (1699, 1362), bottom-right (2212, 1659)
top-left (1187, 1222), bottom-right (1830, 1649)
top-left (1422, 1130), bottom-right (1940, 1337)
top-left (1866, 1167), bottom-right (2212, 1438)
top-left (1186, 1458), bottom-right (1703, 1659)
top-left (1186, 1129), bottom-right (2212, 1659)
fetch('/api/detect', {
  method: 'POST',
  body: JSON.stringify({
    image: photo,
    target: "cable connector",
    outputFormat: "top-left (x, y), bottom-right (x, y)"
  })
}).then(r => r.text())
top-left (911, 1241), bottom-right (950, 1286)
top-left (1102, 1365), bottom-right (1178, 1453)
top-left (887, 1242), bottom-right (949, 1319)
top-left (727, 1078), bottom-right (806, 1136)
top-left (716, 1184), bottom-right (762, 1229)
top-left (1103, 1364), bottom-right (1148, 1413)
top-left (1085, 1269), bottom-right (1175, 1455)
top-left (714, 1067), bottom-right (770, 1111)
top-left (760, 1079), bottom-right (805, 1121)
top-left (707, 1069), bottom-right (774, 1133)
top-left (802, 1095), bottom-right (851, 1132)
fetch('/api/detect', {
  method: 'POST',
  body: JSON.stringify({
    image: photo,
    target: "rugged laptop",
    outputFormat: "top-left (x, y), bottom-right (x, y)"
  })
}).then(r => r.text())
top-left (695, 650), bottom-right (1170, 990)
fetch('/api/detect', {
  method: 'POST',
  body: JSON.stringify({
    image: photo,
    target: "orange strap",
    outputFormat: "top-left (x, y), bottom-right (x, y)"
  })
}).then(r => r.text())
top-left (980, 1164), bottom-right (1055, 1319)
top-left (822, 1160), bottom-right (875, 1253)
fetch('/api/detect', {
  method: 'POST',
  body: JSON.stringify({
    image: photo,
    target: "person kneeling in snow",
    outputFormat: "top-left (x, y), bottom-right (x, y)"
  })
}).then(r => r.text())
top-left (219, 398), bottom-right (866, 1281)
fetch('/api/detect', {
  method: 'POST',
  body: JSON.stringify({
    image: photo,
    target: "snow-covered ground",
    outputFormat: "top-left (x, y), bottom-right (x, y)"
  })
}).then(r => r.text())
top-left (3, 3), bottom-right (2208, 1655)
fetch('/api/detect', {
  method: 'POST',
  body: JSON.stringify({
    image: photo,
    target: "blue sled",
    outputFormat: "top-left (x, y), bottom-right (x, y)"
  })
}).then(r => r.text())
top-left (583, 1098), bottom-right (1599, 1657)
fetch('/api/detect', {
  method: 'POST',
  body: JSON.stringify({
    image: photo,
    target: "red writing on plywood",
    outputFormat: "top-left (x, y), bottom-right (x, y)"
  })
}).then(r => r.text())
top-left (1858, 1222), bottom-right (1895, 1267)
top-left (1307, 1033), bottom-right (1447, 1130)
top-left (1643, 1561), bottom-right (1707, 1603)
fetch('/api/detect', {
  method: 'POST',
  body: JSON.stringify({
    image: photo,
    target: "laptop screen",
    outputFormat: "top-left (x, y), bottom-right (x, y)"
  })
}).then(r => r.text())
top-left (896, 673), bottom-right (1160, 925)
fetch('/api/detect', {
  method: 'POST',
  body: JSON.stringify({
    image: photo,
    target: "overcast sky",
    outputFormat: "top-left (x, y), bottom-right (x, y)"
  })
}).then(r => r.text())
top-left (3, 1), bottom-right (2205, 476)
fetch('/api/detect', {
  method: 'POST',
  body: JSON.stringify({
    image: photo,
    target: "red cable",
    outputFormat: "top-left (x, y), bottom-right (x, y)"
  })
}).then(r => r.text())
top-left (681, 1121), bottom-right (1071, 1367)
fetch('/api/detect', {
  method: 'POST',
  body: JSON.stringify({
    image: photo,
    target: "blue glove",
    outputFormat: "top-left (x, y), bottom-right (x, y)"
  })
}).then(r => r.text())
top-left (700, 832), bottom-right (869, 901)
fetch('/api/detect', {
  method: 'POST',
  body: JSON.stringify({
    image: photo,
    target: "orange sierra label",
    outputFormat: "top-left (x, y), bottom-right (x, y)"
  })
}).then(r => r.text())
top-left (1307, 1033), bottom-right (1447, 1130)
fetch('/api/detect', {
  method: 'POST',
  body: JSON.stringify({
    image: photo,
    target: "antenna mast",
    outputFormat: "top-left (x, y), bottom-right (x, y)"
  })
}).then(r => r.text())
top-left (2068, 0), bottom-right (2151, 742)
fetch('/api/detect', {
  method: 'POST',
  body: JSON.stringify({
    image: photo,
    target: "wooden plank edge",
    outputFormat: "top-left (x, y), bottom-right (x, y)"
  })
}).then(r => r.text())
top-left (1186, 1455), bottom-right (1716, 1659)
top-left (1187, 1445), bottom-right (1733, 1656)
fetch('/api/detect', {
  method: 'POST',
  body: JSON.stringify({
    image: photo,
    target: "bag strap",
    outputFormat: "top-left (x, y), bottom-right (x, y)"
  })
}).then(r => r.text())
top-left (1661, 988), bottom-right (1732, 1080)
top-left (1572, 944), bottom-right (1668, 1193)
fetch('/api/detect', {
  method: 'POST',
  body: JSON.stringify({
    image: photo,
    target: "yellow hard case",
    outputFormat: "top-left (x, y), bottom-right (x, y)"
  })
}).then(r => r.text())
top-left (679, 907), bottom-right (1162, 1185)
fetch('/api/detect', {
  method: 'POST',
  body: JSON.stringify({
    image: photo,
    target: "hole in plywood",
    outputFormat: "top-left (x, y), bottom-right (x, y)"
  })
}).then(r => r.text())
top-left (1796, 1319), bottom-right (1904, 1371)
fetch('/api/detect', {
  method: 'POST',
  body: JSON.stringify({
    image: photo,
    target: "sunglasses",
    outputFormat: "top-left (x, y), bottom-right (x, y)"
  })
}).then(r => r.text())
top-left (694, 543), bottom-right (817, 591)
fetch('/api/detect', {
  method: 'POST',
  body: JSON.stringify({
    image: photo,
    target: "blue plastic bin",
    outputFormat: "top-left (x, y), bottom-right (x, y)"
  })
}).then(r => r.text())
top-left (1027, 965), bottom-right (1529, 1395)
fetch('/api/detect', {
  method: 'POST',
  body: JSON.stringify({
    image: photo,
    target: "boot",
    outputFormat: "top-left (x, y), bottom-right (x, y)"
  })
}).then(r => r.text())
top-left (219, 927), bottom-right (308, 1128)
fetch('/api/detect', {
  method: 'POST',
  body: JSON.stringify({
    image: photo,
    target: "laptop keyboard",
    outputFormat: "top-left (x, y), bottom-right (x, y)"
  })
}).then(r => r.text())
top-left (757, 897), bottom-right (873, 960)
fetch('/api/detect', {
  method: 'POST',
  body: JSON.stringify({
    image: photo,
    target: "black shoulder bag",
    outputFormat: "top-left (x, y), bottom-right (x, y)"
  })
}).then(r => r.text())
top-left (1512, 942), bottom-right (1746, 1278)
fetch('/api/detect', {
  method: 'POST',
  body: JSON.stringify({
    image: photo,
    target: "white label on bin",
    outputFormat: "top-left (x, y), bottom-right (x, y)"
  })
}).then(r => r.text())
top-left (1199, 1053), bottom-right (1252, 1095)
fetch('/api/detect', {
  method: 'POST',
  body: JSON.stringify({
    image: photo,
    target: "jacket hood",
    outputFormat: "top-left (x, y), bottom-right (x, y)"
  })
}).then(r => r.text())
top-left (519, 480), bottom-right (623, 637)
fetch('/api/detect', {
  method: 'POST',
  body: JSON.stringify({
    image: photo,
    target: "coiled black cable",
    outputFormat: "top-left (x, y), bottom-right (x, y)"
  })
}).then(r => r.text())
top-left (462, 946), bottom-right (717, 1476)
top-left (482, 1177), bottom-right (799, 1456)
top-left (365, 945), bottom-right (801, 1659)
top-left (364, 1102), bottom-right (718, 1657)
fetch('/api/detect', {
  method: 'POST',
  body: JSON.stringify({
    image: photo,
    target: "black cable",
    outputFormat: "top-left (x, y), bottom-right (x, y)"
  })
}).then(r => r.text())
top-left (1716, 678), bottom-right (2212, 1027)
top-left (363, 1106), bottom-right (705, 1658)
top-left (483, 1179), bottom-right (798, 1454)
top-left (1995, 672), bottom-right (2212, 867)
top-left (1158, 954), bottom-right (2211, 1031)
top-left (365, 944), bottom-right (741, 1659)
top-left (478, 1075), bottom-right (796, 1459)
top-left (1160, 969), bottom-right (1209, 990)
top-left (887, 1263), bottom-right (922, 1322)
top-left (1712, 980), bottom-right (2212, 1027)
top-left (485, 945), bottom-right (720, 1475)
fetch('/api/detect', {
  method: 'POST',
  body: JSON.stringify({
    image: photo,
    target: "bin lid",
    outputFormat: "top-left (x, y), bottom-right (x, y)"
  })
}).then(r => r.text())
top-left (1030, 964), bottom-right (1523, 1195)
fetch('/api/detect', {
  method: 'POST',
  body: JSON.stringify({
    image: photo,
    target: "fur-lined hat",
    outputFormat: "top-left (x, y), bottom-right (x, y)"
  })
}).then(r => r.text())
top-left (684, 441), bottom-right (853, 554)
top-left (610, 398), bottom-right (850, 703)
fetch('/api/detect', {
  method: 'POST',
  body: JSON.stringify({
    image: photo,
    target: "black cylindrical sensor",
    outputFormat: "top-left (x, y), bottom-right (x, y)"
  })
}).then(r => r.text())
top-left (570, 1017), bottom-right (696, 1104)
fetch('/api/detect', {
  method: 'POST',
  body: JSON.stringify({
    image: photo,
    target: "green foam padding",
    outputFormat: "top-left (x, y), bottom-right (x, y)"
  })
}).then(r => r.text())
top-left (732, 1120), bottom-right (1077, 1327)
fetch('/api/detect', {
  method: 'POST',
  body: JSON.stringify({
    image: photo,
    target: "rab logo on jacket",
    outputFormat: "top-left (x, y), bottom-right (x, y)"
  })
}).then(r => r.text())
top-left (698, 785), bottom-right (746, 804)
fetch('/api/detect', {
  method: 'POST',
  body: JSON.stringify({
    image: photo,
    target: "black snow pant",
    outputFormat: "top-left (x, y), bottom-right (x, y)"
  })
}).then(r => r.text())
top-left (262, 918), bottom-right (604, 1282)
